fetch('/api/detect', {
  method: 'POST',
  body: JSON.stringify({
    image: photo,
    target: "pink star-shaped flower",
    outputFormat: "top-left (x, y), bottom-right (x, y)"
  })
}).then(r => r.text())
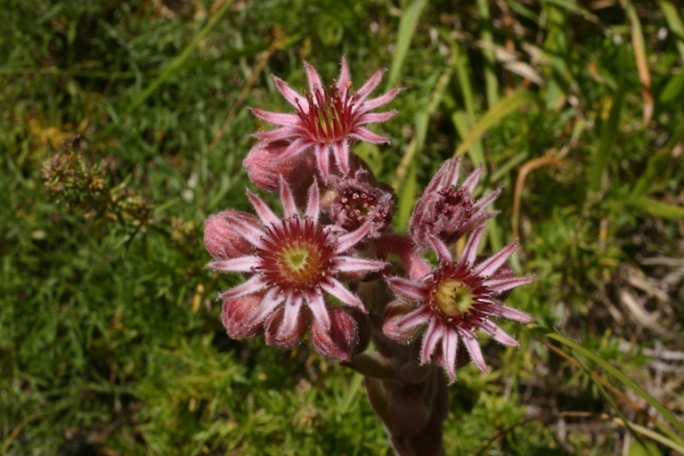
top-left (384, 225), bottom-right (534, 383)
top-left (251, 57), bottom-right (401, 179)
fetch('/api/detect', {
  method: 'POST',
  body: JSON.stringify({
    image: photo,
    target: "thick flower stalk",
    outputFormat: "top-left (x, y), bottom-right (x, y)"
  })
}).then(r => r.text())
top-left (384, 225), bottom-right (534, 383)
top-left (206, 178), bottom-right (386, 359)
top-left (250, 57), bottom-right (401, 179)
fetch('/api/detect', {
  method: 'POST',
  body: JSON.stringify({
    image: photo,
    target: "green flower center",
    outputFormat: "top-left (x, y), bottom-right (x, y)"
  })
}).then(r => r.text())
top-left (279, 242), bottom-right (321, 285)
top-left (434, 279), bottom-right (474, 317)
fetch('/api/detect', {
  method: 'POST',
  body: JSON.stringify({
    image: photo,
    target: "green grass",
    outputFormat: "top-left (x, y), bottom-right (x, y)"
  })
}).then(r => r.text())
top-left (2, 0), bottom-right (684, 454)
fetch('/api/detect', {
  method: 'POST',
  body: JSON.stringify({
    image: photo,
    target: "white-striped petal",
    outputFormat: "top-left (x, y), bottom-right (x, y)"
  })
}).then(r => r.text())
top-left (218, 274), bottom-right (266, 301)
top-left (208, 256), bottom-right (261, 272)
top-left (247, 190), bottom-right (280, 226)
top-left (459, 328), bottom-right (487, 373)
top-left (473, 241), bottom-right (517, 277)
top-left (320, 279), bottom-right (365, 312)
top-left (387, 277), bottom-right (429, 302)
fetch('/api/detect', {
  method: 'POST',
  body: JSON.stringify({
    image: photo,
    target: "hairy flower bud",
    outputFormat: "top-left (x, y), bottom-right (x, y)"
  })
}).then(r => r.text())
top-left (221, 294), bottom-right (264, 339)
top-left (243, 139), bottom-right (317, 201)
top-left (204, 210), bottom-right (259, 260)
top-left (264, 306), bottom-right (311, 349)
top-left (310, 306), bottom-right (359, 361)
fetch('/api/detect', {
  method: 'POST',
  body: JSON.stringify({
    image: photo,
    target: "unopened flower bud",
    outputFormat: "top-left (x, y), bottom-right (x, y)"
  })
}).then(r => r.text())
top-left (221, 294), bottom-right (264, 339)
top-left (243, 139), bottom-right (316, 203)
top-left (204, 210), bottom-right (259, 260)
top-left (310, 306), bottom-right (359, 361)
top-left (264, 305), bottom-right (311, 349)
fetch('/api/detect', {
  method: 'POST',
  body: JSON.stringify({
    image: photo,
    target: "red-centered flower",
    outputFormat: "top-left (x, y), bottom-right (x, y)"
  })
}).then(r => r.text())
top-left (250, 56), bottom-right (401, 179)
top-left (207, 179), bottom-right (387, 350)
top-left (329, 170), bottom-right (396, 239)
top-left (409, 158), bottom-right (501, 251)
top-left (384, 225), bottom-right (534, 383)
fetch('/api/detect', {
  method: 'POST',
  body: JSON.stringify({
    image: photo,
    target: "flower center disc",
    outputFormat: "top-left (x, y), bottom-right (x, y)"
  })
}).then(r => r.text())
top-left (280, 242), bottom-right (321, 285)
top-left (257, 217), bottom-right (333, 292)
top-left (433, 279), bottom-right (474, 317)
top-left (298, 83), bottom-right (354, 144)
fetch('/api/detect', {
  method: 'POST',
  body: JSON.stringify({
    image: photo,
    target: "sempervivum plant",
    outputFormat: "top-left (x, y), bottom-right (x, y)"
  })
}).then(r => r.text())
top-left (204, 57), bottom-right (534, 456)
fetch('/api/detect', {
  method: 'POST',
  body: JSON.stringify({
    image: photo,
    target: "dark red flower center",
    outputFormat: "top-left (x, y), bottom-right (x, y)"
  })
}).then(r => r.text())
top-left (436, 187), bottom-right (475, 220)
top-left (257, 216), bottom-right (335, 292)
top-left (296, 82), bottom-right (355, 144)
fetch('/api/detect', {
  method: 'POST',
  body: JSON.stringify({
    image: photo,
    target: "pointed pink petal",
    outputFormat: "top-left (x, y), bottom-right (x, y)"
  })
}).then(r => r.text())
top-left (350, 127), bottom-right (389, 144)
top-left (208, 256), bottom-right (261, 272)
top-left (420, 318), bottom-right (443, 364)
top-left (461, 163), bottom-right (483, 194)
top-left (353, 69), bottom-right (384, 104)
top-left (278, 178), bottom-right (297, 218)
top-left (479, 319), bottom-right (520, 346)
top-left (305, 289), bottom-right (330, 330)
top-left (303, 60), bottom-right (324, 95)
top-left (250, 108), bottom-right (301, 127)
top-left (333, 256), bottom-right (387, 273)
top-left (252, 126), bottom-right (300, 141)
top-left (335, 219), bottom-right (372, 253)
top-left (336, 56), bottom-right (351, 92)
top-left (473, 241), bottom-right (517, 277)
top-left (395, 305), bottom-right (431, 332)
top-left (358, 87), bottom-right (402, 112)
top-left (315, 143), bottom-right (330, 180)
top-left (320, 279), bottom-right (365, 312)
top-left (279, 294), bottom-right (303, 337)
top-left (244, 287), bottom-right (284, 327)
top-left (481, 303), bottom-right (535, 323)
top-left (247, 190), bottom-right (280, 226)
top-left (218, 274), bottom-right (266, 301)
top-left (428, 236), bottom-right (453, 263)
top-left (305, 179), bottom-right (320, 223)
top-left (273, 76), bottom-right (306, 108)
top-left (442, 328), bottom-right (459, 383)
top-left (425, 158), bottom-right (457, 194)
top-left (458, 328), bottom-right (487, 373)
top-left (387, 277), bottom-right (429, 302)
top-left (279, 137), bottom-right (313, 162)
top-left (445, 157), bottom-right (461, 187)
top-left (222, 214), bottom-right (264, 248)
top-left (482, 276), bottom-right (535, 293)
top-left (333, 140), bottom-right (350, 174)
top-left (357, 111), bottom-right (398, 125)
top-left (473, 187), bottom-right (502, 211)
top-left (459, 225), bottom-right (486, 268)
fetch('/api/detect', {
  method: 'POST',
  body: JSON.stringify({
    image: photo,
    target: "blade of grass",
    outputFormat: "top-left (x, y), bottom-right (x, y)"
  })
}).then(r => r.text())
top-left (452, 111), bottom-right (485, 166)
top-left (625, 0), bottom-right (653, 125)
top-left (338, 373), bottom-right (364, 415)
top-left (477, 0), bottom-right (499, 107)
top-left (588, 46), bottom-right (626, 194)
top-left (386, 0), bottom-right (428, 90)
top-left (628, 197), bottom-right (684, 219)
top-left (395, 112), bottom-right (426, 231)
top-left (659, 68), bottom-right (684, 105)
top-left (659, 1), bottom-right (684, 61)
top-left (453, 90), bottom-right (538, 157)
top-left (529, 325), bottom-right (684, 436)
top-left (608, 417), bottom-right (684, 454)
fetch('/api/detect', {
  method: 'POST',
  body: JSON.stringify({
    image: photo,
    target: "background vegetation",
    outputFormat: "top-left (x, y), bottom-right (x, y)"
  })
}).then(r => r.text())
top-left (1, 0), bottom-right (683, 454)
